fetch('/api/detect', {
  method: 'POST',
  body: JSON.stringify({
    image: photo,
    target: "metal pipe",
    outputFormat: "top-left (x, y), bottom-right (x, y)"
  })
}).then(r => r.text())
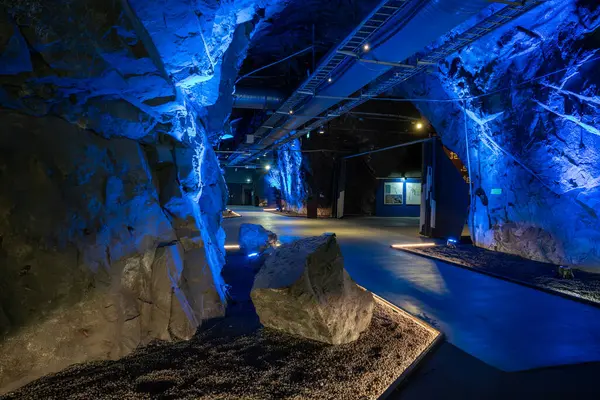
top-left (344, 138), bottom-right (432, 159)
top-left (235, 45), bottom-right (314, 84)
top-left (232, 87), bottom-right (286, 110)
top-left (348, 111), bottom-right (420, 121)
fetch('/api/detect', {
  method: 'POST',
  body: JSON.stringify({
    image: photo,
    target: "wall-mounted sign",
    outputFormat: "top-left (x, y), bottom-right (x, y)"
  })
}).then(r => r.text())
top-left (406, 182), bottom-right (422, 205)
top-left (384, 182), bottom-right (403, 205)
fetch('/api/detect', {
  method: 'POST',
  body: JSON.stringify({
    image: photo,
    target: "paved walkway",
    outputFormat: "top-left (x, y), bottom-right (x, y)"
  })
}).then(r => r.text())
top-left (223, 207), bottom-right (600, 372)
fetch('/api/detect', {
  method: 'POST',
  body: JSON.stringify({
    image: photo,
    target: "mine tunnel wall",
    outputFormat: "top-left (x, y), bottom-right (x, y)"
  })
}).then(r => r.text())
top-left (397, 0), bottom-right (600, 269)
top-left (0, 110), bottom-right (229, 391)
top-left (0, 0), bottom-right (284, 390)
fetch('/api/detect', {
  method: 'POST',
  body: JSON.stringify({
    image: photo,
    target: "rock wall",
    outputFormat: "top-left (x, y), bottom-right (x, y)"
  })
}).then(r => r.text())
top-left (266, 139), bottom-right (307, 212)
top-left (0, 0), bottom-right (284, 392)
top-left (0, 111), bottom-right (224, 391)
top-left (397, 0), bottom-right (600, 269)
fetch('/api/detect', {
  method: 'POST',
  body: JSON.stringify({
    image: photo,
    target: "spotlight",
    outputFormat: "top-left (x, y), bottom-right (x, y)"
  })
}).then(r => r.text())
top-left (318, 127), bottom-right (325, 134)
top-left (416, 122), bottom-right (424, 130)
top-left (247, 252), bottom-right (259, 258)
top-left (363, 43), bottom-right (370, 52)
top-left (446, 238), bottom-right (458, 248)
top-left (327, 77), bottom-right (333, 83)
top-left (306, 132), bottom-right (311, 139)
top-left (265, 164), bottom-right (271, 171)
top-left (246, 178), bottom-right (251, 183)
top-left (289, 110), bottom-right (294, 115)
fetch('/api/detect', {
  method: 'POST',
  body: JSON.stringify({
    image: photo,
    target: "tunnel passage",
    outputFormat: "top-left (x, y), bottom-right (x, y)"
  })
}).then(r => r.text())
top-left (2, 0), bottom-right (600, 396)
top-left (420, 138), bottom-right (471, 240)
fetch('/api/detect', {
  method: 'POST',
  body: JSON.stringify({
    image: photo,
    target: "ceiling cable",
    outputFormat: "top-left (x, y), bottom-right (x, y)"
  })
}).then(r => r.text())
top-left (236, 45), bottom-right (315, 84)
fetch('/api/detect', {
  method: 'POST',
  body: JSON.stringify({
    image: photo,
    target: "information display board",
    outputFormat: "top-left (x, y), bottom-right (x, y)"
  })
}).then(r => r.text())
top-left (384, 182), bottom-right (403, 205)
top-left (405, 182), bottom-right (421, 205)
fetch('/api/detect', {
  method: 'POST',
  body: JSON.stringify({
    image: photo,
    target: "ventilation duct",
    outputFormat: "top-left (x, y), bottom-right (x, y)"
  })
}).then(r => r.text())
top-left (232, 87), bottom-right (286, 110)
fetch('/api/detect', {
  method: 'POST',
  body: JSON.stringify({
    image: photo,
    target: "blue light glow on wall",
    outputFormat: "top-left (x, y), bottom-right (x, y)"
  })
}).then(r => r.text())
top-left (396, 0), bottom-right (600, 268)
top-left (266, 139), bottom-right (307, 211)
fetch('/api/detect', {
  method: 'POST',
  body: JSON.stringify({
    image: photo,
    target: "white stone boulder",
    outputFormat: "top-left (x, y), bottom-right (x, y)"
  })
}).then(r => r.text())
top-left (250, 234), bottom-right (373, 345)
top-left (239, 223), bottom-right (278, 254)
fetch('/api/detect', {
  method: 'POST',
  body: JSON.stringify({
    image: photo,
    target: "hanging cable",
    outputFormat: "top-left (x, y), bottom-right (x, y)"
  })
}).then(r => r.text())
top-left (235, 46), bottom-right (315, 84)
top-left (463, 99), bottom-right (474, 233)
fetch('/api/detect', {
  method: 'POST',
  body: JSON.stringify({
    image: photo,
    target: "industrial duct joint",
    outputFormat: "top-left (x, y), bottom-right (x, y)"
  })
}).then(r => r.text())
top-left (232, 87), bottom-right (286, 110)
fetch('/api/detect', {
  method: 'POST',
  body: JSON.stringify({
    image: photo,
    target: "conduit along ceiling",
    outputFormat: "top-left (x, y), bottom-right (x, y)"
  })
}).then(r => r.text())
top-left (221, 0), bottom-right (548, 167)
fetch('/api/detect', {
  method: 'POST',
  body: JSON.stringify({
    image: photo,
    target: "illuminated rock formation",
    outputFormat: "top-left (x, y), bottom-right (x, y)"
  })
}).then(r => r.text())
top-left (239, 223), bottom-right (278, 254)
top-left (266, 139), bottom-right (307, 212)
top-left (251, 234), bottom-right (374, 345)
top-left (397, 0), bottom-right (600, 269)
top-left (0, 0), bottom-right (284, 391)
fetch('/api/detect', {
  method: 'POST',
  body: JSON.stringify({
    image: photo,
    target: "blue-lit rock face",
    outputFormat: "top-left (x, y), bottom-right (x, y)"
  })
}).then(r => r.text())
top-left (239, 223), bottom-right (278, 254)
top-left (0, 111), bottom-right (224, 390)
top-left (267, 139), bottom-right (307, 212)
top-left (0, 0), bottom-right (283, 391)
top-left (398, 0), bottom-right (600, 269)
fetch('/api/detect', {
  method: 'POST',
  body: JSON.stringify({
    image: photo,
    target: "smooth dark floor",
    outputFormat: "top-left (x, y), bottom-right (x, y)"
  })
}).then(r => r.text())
top-left (391, 340), bottom-right (600, 400)
top-left (224, 207), bottom-right (600, 373)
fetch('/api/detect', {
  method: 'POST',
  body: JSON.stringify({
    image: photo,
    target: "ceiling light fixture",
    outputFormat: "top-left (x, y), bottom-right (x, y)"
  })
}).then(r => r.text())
top-left (363, 43), bottom-right (370, 52)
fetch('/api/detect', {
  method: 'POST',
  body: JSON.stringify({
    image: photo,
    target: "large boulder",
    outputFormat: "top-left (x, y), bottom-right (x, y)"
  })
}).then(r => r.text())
top-left (0, 111), bottom-right (224, 393)
top-left (250, 234), bottom-right (373, 345)
top-left (239, 223), bottom-right (278, 254)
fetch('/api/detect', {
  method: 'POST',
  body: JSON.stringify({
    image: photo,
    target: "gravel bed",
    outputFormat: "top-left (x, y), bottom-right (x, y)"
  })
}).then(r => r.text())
top-left (3, 253), bottom-right (438, 400)
top-left (403, 245), bottom-right (600, 306)
top-left (3, 303), bottom-right (436, 400)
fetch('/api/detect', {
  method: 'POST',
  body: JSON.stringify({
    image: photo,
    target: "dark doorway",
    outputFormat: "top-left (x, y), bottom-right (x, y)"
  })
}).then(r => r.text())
top-left (244, 189), bottom-right (253, 206)
top-left (420, 138), bottom-right (470, 239)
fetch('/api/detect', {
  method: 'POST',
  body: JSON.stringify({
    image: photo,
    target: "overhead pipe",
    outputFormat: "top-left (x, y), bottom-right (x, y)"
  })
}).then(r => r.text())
top-left (232, 87), bottom-right (286, 110)
top-left (258, 0), bottom-right (493, 147)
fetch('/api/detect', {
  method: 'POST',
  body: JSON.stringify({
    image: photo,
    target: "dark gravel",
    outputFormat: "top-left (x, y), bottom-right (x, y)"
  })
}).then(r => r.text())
top-left (2, 254), bottom-right (437, 400)
top-left (404, 245), bottom-right (600, 306)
